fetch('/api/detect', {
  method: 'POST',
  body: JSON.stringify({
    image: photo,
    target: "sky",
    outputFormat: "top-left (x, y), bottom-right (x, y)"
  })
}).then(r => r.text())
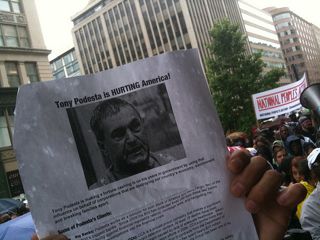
top-left (34, 0), bottom-right (320, 60)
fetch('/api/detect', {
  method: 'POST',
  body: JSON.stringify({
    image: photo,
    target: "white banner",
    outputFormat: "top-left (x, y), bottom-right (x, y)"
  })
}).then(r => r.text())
top-left (252, 74), bottom-right (308, 120)
top-left (14, 49), bottom-right (258, 240)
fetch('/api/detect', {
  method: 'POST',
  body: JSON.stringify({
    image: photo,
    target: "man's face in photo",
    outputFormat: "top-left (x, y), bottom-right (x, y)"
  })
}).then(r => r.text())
top-left (101, 106), bottom-right (149, 173)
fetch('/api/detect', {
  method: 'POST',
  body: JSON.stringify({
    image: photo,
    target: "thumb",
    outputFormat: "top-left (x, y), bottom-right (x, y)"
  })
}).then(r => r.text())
top-left (277, 183), bottom-right (307, 208)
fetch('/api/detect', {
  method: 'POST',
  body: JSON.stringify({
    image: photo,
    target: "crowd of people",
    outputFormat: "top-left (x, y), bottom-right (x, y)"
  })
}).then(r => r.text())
top-left (226, 112), bottom-right (320, 239)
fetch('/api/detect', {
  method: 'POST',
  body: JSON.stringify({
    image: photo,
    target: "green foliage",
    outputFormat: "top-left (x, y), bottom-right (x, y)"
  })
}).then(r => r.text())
top-left (206, 20), bottom-right (284, 134)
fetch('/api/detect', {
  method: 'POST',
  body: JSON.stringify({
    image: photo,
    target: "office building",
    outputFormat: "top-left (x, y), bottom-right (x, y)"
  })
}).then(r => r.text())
top-left (71, 0), bottom-right (246, 75)
top-left (0, 0), bottom-right (52, 197)
top-left (267, 7), bottom-right (320, 84)
top-left (312, 25), bottom-right (320, 50)
top-left (50, 48), bottom-right (81, 80)
top-left (238, 1), bottom-right (290, 85)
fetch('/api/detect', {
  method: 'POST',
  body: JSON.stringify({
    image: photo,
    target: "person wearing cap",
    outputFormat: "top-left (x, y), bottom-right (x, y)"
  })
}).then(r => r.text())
top-left (299, 116), bottom-right (316, 143)
top-left (300, 148), bottom-right (320, 239)
top-left (286, 135), bottom-right (304, 157)
top-left (272, 140), bottom-right (285, 168)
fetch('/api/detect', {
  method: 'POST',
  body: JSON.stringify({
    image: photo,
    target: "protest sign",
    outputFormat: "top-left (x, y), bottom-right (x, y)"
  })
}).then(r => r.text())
top-left (14, 49), bottom-right (257, 240)
top-left (252, 74), bottom-right (308, 120)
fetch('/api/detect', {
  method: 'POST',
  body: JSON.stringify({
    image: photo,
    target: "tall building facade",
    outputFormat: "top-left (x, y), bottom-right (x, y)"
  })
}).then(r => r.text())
top-left (71, 0), bottom-right (246, 75)
top-left (312, 25), bottom-right (320, 50)
top-left (267, 7), bottom-right (320, 84)
top-left (238, 1), bottom-right (290, 85)
top-left (50, 48), bottom-right (81, 80)
top-left (0, 0), bottom-right (52, 197)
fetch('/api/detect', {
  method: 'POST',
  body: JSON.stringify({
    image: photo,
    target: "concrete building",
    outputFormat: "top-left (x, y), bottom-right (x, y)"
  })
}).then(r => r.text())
top-left (267, 7), bottom-right (320, 84)
top-left (312, 24), bottom-right (320, 50)
top-left (71, 0), bottom-right (246, 75)
top-left (0, 0), bottom-right (52, 197)
top-left (238, 1), bottom-right (290, 85)
top-left (50, 48), bottom-right (81, 80)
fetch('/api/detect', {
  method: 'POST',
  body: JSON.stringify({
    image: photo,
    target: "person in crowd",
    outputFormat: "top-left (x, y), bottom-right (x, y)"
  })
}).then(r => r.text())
top-left (272, 140), bottom-right (284, 153)
top-left (253, 135), bottom-right (271, 149)
top-left (279, 124), bottom-right (291, 142)
top-left (278, 156), bottom-right (293, 186)
top-left (315, 129), bottom-right (320, 147)
top-left (286, 135), bottom-right (304, 157)
top-left (286, 156), bottom-right (309, 230)
top-left (300, 148), bottom-right (320, 239)
top-left (303, 141), bottom-right (316, 156)
top-left (257, 128), bottom-right (275, 144)
top-left (299, 116), bottom-right (316, 143)
top-left (291, 156), bottom-right (307, 183)
top-left (274, 147), bottom-right (287, 167)
top-left (32, 150), bottom-right (307, 240)
top-left (279, 135), bottom-right (306, 186)
top-left (252, 135), bottom-right (273, 165)
top-left (296, 160), bottom-right (316, 219)
top-left (89, 98), bottom-right (173, 187)
top-left (272, 146), bottom-right (287, 169)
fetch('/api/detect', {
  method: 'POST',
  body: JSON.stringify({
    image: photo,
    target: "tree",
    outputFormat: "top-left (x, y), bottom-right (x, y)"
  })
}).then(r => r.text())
top-left (206, 20), bottom-right (284, 134)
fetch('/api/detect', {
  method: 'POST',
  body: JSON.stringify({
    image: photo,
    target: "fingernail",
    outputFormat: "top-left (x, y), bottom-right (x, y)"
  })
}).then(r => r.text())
top-left (246, 200), bottom-right (259, 213)
top-left (231, 182), bottom-right (245, 197)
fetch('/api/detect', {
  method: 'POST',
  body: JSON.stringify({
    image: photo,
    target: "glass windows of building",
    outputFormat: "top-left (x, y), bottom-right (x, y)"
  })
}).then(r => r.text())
top-left (0, 111), bottom-right (11, 148)
top-left (0, 0), bottom-right (21, 13)
top-left (0, 28), bottom-right (3, 46)
top-left (282, 37), bottom-right (299, 45)
top-left (63, 53), bottom-right (72, 65)
top-left (0, 108), bottom-right (14, 148)
top-left (0, 114), bottom-right (11, 148)
top-left (278, 29), bottom-right (297, 37)
top-left (2, 25), bottom-right (18, 47)
top-left (287, 54), bottom-right (304, 62)
top-left (265, 62), bottom-right (285, 69)
top-left (51, 49), bottom-right (81, 79)
top-left (275, 22), bottom-right (290, 30)
top-left (64, 52), bottom-right (80, 77)
top-left (75, 30), bottom-right (89, 74)
top-left (0, 0), bottom-right (10, 12)
top-left (25, 62), bottom-right (39, 83)
top-left (248, 36), bottom-right (281, 49)
top-left (53, 69), bottom-right (65, 79)
top-left (0, 25), bottom-right (30, 48)
top-left (52, 59), bottom-right (62, 72)
top-left (17, 26), bottom-right (29, 47)
top-left (252, 48), bottom-right (283, 59)
top-left (273, 13), bottom-right (290, 22)
top-left (139, 0), bottom-right (189, 54)
top-left (5, 62), bottom-right (20, 87)
top-left (66, 62), bottom-right (79, 76)
top-left (11, 0), bottom-right (20, 13)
